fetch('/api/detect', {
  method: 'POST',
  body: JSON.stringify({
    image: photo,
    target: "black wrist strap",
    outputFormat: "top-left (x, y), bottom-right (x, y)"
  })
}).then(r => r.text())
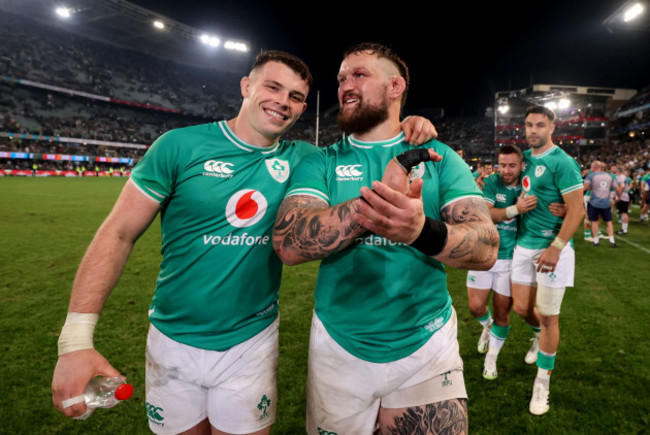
top-left (395, 149), bottom-right (431, 173)
top-left (409, 217), bottom-right (448, 256)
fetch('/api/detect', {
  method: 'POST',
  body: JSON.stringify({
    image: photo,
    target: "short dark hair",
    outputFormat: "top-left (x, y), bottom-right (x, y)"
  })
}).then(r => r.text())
top-left (251, 50), bottom-right (313, 88)
top-left (344, 42), bottom-right (410, 108)
top-left (525, 105), bottom-right (556, 123)
top-left (498, 144), bottom-right (523, 160)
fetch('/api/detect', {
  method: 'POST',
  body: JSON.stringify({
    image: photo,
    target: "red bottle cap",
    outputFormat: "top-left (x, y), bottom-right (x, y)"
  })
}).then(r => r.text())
top-left (115, 383), bottom-right (134, 401)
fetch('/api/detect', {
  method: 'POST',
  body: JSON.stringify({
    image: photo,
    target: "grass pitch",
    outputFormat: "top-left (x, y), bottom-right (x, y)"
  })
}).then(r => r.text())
top-left (1, 177), bottom-right (648, 434)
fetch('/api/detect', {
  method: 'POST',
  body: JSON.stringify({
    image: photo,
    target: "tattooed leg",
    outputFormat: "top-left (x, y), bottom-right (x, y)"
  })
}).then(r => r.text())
top-left (379, 399), bottom-right (468, 435)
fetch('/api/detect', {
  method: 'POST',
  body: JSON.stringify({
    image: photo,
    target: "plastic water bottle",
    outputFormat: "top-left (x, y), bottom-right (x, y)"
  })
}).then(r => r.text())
top-left (84, 376), bottom-right (133, 409)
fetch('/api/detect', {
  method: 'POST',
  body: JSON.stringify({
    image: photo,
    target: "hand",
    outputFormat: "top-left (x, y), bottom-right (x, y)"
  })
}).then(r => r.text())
top-left (517, 192), bottom-right (538, 214)
top-left (401, 116), bottom-right (438, 145)
top-left (535, 246), bottom-right (561, 273)
top-left (548, 202), bottom-right (567, 217)
top-left (355, 179), bottom-right (426, 244)
top-left (476, 174), bottom-right (486, 190)
top-left (52, 349), bottom-right (121, 419)
top-left (382, 148), bottom-right (442, 195)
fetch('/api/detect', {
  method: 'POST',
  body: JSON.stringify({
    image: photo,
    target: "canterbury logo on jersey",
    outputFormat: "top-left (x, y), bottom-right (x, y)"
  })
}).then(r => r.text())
top-left (203, 160), bottom-right (234, 178)
top-left (335, 164), bottom-right (363, 180)
top-left (496, 193), bottom-right (507, 202)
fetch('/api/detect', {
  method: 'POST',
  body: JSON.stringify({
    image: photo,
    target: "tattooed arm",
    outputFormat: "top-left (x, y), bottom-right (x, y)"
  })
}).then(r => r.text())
top-left (356, 181), bottom-right (498, 270)
top-left (272, 195), bottom-right (367, 266)
top-left (436, 196), bottom-right (499, 270)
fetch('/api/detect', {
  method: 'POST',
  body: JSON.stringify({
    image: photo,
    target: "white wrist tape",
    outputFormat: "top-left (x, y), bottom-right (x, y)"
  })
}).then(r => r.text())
top-left (58, 312), bottom-right (99, 356)
top-left (551, 237), bottom-right (566, 250)
top-left (505, 205), bottom-right (520, 218)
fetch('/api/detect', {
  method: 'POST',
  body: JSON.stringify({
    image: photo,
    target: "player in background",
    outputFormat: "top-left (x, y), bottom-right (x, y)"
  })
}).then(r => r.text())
top-left (51, 50), bottom-right (437, 434)
top-left (511, 106), bottom-right (584, 416)
top-left (466, 145), bottom-right (537, 379)
top-left (614, 168), bottom-right (631, 235)
top-left (641, 167), bottom-right (650, 221)
top-left (609, 164), bottom-right (619, 221)
top-left (584, 161), bottom-right (617, 247)
top-left (273, 42), bottom-right (498, 435)
top-left (581, 162), bottom-right (597, 241)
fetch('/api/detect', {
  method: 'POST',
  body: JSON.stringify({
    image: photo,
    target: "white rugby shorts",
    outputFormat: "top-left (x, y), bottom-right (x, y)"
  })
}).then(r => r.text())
top-left (511, 244), bottom-right (575, 288)
top-left (466, 259), bottom-right (513, 297)
top-left (306, 309), bottom-right (466, 435)
top-left (145, 318), bottom-right (279, 434)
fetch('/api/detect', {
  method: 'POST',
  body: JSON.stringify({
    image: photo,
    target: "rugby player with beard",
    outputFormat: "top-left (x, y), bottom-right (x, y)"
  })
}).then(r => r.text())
top-left (273, 43), bottom-right (498, 435)
top-left (466, 145), bottom-right (538, 380)
top-left (52, 49), bottom-right (437, 434)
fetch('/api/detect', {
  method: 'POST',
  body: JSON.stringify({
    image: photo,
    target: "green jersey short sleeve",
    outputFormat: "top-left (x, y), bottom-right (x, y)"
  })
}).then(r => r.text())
top-left (482, 173), bottom-right (520, 259)
top-left (518, 145), bottom-right (582, 249)
top-left (131, 121), bottom-right (319, 351)
top-left (286, 133), bottom-right (481, 363)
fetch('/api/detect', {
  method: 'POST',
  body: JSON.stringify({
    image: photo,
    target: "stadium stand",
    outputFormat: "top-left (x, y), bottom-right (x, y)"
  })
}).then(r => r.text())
top-left (0, 8), bottom-right (647, 182)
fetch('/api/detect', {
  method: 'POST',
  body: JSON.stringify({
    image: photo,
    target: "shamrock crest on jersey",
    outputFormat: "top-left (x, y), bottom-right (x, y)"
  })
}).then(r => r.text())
top-left (265, 158), bottom-right (290, 183)
top-left (410, 163), bottom-right (426, 180)
top-left (535, 165), bottom-right (546, 177)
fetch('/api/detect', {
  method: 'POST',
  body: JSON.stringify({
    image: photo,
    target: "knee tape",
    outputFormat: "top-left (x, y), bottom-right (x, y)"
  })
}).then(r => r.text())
top-left (535, 285), bottom-right (565, 316)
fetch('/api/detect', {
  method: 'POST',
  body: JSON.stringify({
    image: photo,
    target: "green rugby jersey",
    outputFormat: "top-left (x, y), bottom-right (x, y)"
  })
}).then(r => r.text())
top-left (130, 121), bottom-right (319, 350)
top-left (285, 132), bottom-right (481, 363)
top-left (481, 173), bottom-right (520, 260)
top-left (518, 145), bottom-right (583, 249)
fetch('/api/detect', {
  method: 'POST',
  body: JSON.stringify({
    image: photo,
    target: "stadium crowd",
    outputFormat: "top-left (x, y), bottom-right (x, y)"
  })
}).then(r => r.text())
top-left (1, 7), bottom-right (647, 203)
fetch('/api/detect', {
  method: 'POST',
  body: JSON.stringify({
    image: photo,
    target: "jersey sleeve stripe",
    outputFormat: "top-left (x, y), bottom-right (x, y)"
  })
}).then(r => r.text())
top-left (441, 194), bottom-right (484, 210)
top-left (484, 198), bottom-right (495, 204)
top-left (129, 178), bottom-right (166, 203)
top-left (561, 183), bottom-right (584, 195)
top-left (285, 188), bottom-right (330, 203)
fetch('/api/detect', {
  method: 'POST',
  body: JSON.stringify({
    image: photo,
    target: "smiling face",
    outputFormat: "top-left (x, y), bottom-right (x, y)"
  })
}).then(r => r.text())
top-left (238, 61), bottom-right (308, 144)
top-left (336, 51), bottom-right (403, 135)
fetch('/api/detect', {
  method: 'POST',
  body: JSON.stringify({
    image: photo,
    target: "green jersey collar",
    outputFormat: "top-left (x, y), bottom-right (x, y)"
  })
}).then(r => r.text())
top-left (530, 144), bottom-right (557, 159)
top-left (218, 120), bottom-right (281, 155)
top-left (348, 131), bottom-right (406, 149)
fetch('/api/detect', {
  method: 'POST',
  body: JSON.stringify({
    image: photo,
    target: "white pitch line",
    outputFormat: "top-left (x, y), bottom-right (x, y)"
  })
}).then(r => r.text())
top-left (617, 236), bottom-right (650, 255)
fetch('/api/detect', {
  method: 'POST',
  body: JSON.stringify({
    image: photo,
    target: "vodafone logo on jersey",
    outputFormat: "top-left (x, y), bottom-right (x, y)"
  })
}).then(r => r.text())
top-left (203, 160), bottom-right (234, 178)
top-left (226, 189), bottom-right (268, 228)
top-left (522, 175), bottom-right (531, 195)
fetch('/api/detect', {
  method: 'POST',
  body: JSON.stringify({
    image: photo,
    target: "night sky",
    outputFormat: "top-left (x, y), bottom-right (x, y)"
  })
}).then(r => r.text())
top-left (128, 0), bottom-right (650, 116)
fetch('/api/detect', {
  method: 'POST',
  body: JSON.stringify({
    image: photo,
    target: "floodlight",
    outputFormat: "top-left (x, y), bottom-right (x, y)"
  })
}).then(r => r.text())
top-left (200, 34), bottom-right (220, 47)
top-left (153, 20), bottom-right (165, 30)
top-left (559, 98), bottom-right (571, 109)
top-left (497, 105), bottom-right (510, 114)
top-left (545, 102), bottom-right (558, 110)
top-left (624, 2), bottom-right (644, 21)
top-left (225, 41), bottom-right (248, 52)
top-left (55, 7), bottom-right (71, 18)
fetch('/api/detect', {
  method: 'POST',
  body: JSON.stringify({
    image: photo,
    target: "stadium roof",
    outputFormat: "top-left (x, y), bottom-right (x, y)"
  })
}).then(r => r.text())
top-left (0, 0), bottom-right (252, 74)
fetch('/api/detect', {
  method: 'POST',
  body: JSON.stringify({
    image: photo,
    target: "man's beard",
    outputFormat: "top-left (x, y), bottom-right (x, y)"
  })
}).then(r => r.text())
top-left (527, 134), bottom-right (548, 149)
top-left (337, 99), bottom-right (389, 136)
